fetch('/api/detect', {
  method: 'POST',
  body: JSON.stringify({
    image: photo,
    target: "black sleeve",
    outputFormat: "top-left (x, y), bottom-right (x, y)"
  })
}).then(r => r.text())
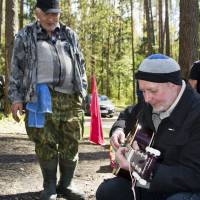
top-left (150, 120), bottom-right (200, 193)
top-left (109, 103), bottom-right (142, 137)
top-left (189, 61), bottom-right (200, 80)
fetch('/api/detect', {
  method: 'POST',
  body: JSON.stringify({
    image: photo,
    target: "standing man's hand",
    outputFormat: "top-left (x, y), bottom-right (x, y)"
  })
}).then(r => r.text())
top-left (110, 128), bottom-right (125, 150)
top-left (11, 102), bottom-right (23, 122)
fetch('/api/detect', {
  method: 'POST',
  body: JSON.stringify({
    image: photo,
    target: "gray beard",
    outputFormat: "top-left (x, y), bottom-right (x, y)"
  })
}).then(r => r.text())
top-left (152, 107), bottom-right (166, 114)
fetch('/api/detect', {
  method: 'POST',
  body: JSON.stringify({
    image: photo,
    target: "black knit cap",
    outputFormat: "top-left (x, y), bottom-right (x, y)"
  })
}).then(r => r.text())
top-left (36, 0), bottom-right (61, 13)
top-left (135, 54), bottom-right (182, 85)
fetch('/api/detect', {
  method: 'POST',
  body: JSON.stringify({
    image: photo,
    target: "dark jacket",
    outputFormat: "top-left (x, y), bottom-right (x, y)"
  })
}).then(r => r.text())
top-left (111, 84), bottom-right (200, 193)
top-left (189, 60), bottom-right (200, 93)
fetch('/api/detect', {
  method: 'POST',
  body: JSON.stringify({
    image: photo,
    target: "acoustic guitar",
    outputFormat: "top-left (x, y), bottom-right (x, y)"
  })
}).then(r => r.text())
top-left (112, 123), bottom-right (160, 185)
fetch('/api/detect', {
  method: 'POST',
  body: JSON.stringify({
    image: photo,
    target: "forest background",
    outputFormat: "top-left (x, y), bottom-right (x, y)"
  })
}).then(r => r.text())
top-left (0, 0), bottom-right (199, 115)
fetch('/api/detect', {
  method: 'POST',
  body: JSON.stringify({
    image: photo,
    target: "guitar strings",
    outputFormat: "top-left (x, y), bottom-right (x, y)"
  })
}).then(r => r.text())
top-left (129, 163), bottom-right (137, 200)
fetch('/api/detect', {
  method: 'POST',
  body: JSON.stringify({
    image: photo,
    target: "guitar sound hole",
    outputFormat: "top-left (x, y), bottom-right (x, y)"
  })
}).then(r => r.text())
top-left (138, 159), bottom-right (145, 164)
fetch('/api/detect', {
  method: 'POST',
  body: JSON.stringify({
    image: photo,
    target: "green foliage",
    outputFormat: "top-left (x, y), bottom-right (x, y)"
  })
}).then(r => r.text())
top-left (0, 113), bottom-right (4, 120)
top-left (23, 0), bottom-right (36, 24)
top-left (0, 0), bottom-right (182, 106)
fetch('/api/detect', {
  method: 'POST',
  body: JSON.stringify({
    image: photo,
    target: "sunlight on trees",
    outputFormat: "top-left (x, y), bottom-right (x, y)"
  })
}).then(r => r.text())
top-left (0, 0), bottom-right (199, 109)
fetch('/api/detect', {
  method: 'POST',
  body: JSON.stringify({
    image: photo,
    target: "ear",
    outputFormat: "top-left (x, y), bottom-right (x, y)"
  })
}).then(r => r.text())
top-left (35, 8), bottom-right (40, 20)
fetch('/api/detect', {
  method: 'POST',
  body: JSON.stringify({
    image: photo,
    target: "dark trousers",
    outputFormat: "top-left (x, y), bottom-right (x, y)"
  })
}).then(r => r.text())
top-left (96, 177), bottom-right (200, 200)
top-left (167, 193), bottom-right (200, 200)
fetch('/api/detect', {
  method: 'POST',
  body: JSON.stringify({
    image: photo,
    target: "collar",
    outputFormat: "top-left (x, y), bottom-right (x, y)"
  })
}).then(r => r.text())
top-left (159, 80), bottom-right (186, 120)
top-left (167, 83), bottom-right (196, 127)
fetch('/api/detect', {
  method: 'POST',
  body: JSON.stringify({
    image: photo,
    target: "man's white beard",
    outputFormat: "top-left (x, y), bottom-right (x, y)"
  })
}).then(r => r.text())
top-left (152, 106), bottom-right (166, 114)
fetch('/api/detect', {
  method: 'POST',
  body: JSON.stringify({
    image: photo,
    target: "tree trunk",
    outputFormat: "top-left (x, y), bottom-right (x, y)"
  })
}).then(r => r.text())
top-left (144, 0), bottom-right (153, 55)
top-left (130, 0), bottom-right (136, 103)
top-left (100, 38), bottom-right (104, 94)
top-left (179, 0), bottom-right (199, 79)
top-left (117, 17), bottom-right (122, 100)
top-left (91, 0), bottom-right (96, 76)
top-left (115, 2), bottom-right (123, 100)
top-left (149, 0), bottom-right (155, 46)
top-left (5, 0), bottom-right (18, 114)
top-left (106, 23), bottom-right (111, 97)
top-left (158, 0), bottom-right (164, 53)
top-left (0, 0), bottom-right (3, 46)
top-left (165, 0), bottom-right (170, 56)
top-left (117, 72), bottom-right (120, 100)
top-left (19, 0), bottom-right (24, 29)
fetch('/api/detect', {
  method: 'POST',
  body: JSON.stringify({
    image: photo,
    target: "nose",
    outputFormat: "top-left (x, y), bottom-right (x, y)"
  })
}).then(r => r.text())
top-left (144, 92), bottom-right (152, 103)
top-left (48, 16), bottom-right (55, 22)
top-left (47, 13), bottom-right (58, 22)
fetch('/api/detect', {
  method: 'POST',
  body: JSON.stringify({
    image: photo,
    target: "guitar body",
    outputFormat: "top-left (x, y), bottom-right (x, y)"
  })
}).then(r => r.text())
top-left (113, 123), bottom-right (155, 180)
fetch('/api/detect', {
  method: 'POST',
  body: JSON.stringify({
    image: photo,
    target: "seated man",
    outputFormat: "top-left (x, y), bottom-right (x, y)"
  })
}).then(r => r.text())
top-left (96, 54), bottom-right (200, 200)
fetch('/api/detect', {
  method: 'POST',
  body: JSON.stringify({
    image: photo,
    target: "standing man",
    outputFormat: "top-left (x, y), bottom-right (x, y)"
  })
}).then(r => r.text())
top-left (188, 61), bottom-right (200, 93)
top-left (96, 54), bottom-right (200, 200)
top-left (9, 0), bottom-right (87, 200)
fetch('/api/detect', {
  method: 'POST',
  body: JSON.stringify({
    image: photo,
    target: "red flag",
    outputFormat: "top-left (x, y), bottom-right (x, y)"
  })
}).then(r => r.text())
top-left (89, 75), bottom-right (105, 145)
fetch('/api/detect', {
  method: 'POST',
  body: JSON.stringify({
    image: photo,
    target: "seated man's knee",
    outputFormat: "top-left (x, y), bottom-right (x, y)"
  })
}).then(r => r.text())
top-left (166, 193), bottom-right (200, 200)
top-left (96, 177), bottom-right (133, 200)
top-left (96, 179), bottom-right (110, 200)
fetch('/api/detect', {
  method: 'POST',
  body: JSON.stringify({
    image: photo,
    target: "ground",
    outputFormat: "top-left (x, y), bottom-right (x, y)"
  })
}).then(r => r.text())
top-left (0, 119), bottom-right (114, 200)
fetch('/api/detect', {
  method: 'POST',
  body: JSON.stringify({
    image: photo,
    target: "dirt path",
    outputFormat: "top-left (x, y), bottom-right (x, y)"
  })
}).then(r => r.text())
top-left (0, 119), bottom-right (114, 200)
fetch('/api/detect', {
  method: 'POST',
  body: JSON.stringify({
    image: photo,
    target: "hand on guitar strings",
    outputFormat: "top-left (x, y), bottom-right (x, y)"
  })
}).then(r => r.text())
top-left (115, 141), bottom-right (140, 171)
top-left (110, 128), bottom-right (125, 150)
top-left (115, 147), bottom-right (129, 170)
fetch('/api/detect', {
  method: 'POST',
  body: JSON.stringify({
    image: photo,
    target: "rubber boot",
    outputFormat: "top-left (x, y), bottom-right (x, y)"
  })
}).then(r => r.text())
top-left (39, 158), bottom-right (58, 200)
top-left (57, 159), bottom-right (85, 200)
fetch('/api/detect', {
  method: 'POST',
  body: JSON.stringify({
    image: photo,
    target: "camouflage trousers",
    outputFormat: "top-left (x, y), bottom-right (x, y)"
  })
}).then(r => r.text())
top-left (25, 91), bottom-right (83, 161)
